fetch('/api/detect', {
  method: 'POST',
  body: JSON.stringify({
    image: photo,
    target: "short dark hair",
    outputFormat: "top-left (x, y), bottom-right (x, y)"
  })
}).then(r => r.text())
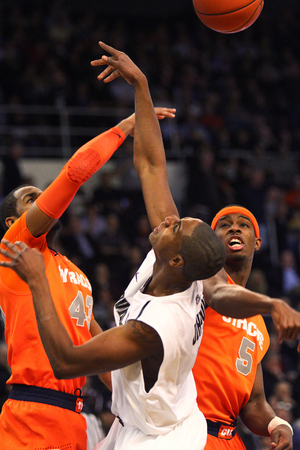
top-left (0, 184), bottom-right (30, 231)
top-left (180, 221), bottom-right (225, 281)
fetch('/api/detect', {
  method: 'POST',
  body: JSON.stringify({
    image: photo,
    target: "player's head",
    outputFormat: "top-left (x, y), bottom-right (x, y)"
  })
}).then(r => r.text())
top-left (0, 185), bottom-right (42, 231)
top-left (150, 215), bottom-right (225, 281)
top-left (180, 220), bottom-right (226, 280)
top-left (211, 205), bottom-right (261, 264)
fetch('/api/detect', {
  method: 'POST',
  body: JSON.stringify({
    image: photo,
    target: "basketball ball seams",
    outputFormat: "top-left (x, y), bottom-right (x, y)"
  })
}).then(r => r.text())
top-left (193, 0), bottom-right (264, 33)
top-left (194, 0), bottom-right (260, 16)
top-left (221, 1), bottom-right (264, 33)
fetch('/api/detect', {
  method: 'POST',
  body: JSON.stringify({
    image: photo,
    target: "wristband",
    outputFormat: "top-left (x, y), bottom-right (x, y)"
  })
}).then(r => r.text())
top-left (268, 416), bottom-right (293, 435)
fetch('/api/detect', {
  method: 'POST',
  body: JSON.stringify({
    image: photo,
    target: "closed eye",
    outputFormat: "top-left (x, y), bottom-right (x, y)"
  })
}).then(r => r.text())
top-left (173, 221), bottom-right (181, 233)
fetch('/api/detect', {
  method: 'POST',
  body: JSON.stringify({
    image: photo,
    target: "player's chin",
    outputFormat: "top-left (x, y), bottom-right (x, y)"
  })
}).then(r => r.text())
top-left (148, 232), bottom-right (157, 247)
top-left (227, 251), bottom-right (246, 262)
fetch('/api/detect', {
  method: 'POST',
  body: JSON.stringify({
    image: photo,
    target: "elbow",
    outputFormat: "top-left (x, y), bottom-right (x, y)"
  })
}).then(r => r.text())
top-left (50, 359), bottom-right (74, 380)
top-left (133, 158), bottom-right (144, 179)
top-left (51, 362), bottom-right (68, 380)
top-left (53, 369), bottom-right (66, 380)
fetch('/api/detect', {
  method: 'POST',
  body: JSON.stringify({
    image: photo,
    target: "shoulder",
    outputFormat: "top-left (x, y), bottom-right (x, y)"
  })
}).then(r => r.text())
top-left (203, 268), bottom-right (228, 290)
top-left (3, 212), bottom-right (46, 248)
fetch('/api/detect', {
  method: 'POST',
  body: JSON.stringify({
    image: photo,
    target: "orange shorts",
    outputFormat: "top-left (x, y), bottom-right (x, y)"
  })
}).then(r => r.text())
top-left (0, 399), bottom-right (87, 450)
top-left (205, 433), bottom-right (246, 450)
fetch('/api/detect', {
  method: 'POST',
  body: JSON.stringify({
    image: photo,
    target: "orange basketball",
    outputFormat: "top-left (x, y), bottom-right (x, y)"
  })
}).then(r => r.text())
top-left (193, 0), bottom-right (264, 34)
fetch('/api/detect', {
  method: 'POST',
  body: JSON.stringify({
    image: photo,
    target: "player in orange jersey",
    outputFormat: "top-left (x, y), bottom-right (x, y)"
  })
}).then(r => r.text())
top-left (0, 105), bottom-right (175, 450)
top-left (193, 206), bottom-right (294, 450)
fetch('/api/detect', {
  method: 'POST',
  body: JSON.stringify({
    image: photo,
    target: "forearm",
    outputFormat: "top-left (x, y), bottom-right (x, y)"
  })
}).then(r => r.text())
top-left (29, 276), bottom-right (143, 379)
top-left (90, 319), bottom-right (112, 391)
top-left (132, 76), bottom-right (179, 226)
top-left (207, 283), bottom-right (275, 318)
top-left (28, 127), bottom-right (126, 237)
top-left (133, 76), bottom-right (167, 176)
top-left (240, 398), bottom-right (275, 436)
top-left (28, 275), bottom-right (78, 378)
top-left (117, 114), bottom-right (135, 137)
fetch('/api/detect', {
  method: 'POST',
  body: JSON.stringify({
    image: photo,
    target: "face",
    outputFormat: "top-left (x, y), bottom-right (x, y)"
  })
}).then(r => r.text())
top-left (14, 186), bottom-right (43, 218)
top-left (7, 185), bottom-right (61, 233)
top-left (149, 215), bottom-right (202, 262)
top-left (214, 213), bottom-right (261, 263)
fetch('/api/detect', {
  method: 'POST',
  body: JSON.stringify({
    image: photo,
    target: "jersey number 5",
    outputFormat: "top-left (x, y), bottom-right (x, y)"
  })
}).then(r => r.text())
top-left (69, 291), bottom-right (93, 329)
top-left (236, 336), bottom-right (255, 376)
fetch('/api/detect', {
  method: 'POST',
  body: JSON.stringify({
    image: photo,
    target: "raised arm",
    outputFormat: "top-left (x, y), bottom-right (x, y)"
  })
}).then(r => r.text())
top-left (91, 42), bottom-right (179, 230)
top-left (204, 271), bottom-right (300, 351)
top-left (26, 114), bottom-right (136, 237)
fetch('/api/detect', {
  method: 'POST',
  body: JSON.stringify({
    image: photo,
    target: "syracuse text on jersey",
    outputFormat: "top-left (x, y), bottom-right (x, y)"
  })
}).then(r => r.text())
top-left (222, 316), bottom-right (265, 350)
top-left (58, 265), bottom-right (92, 290)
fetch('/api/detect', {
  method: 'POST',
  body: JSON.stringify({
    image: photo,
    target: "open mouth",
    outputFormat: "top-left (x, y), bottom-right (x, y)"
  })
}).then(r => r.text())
top-left (228, 237), bottom-right (244, 250)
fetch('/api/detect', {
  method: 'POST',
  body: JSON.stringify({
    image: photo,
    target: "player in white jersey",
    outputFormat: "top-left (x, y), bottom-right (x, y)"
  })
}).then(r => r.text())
top-left (112, 250), bottom-right (205, 433)
top-left (94, 248), bottom-right (209, 449)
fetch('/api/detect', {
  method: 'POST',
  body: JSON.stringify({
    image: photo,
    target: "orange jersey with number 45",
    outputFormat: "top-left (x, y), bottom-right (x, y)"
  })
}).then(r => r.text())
top-left (0, 211), bottom-right (93, 394)
top-left (193, 275), bottom-right (270, 424)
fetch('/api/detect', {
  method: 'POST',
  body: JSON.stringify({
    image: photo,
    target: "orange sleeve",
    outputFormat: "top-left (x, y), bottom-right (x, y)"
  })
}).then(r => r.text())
top-left (36, 126), bottom-right (125, 219)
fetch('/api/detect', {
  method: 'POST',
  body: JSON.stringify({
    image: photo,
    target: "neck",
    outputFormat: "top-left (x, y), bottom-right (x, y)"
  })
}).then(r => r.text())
top-left (224, 261), bottom-right (252, 287)
top-left (145, 262), bottom-right (192, 297)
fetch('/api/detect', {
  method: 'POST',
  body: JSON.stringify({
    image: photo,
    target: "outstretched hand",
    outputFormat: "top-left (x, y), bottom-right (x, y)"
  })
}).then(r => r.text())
top-left (91, 41), bottom-right (145, 86)
top-left (271, 299), bottom-right (300, 352)
top-left (126, 107), bottom-right (176, 137)
top-left (0, 239), bottom-right (45, 284)
top-left (91, 42), bottom-right (176, 135)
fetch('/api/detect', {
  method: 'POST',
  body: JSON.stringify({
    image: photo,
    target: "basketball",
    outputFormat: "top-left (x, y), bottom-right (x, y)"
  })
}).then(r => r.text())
top-left (193, 0), bottom-right (264, 34)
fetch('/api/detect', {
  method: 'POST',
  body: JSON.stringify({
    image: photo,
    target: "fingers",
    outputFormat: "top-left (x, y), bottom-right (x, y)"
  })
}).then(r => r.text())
top-left (14, 241), bottom-right (28, 251)
top-left (90, 41), bottom-right (119, 65)
top-left (101, 70), bottom-right (120, 83)
top-left (90, 41), bottom-right (120, 68)
top-left (90, 58), bottom-right (108, 67)
top-left (91, 50), bottom-right (121, 83)
top-left (98, 41), bottom-right (118, 55)
top-left (2, 239), bottom-right (22, 255)
top-left (278, 325), bottom-right (300, 343)
top-left (1, 240), bottom-right (18, 259)
top-left (97, 65), bottom-right (120, 82)
top-left (277, 331), bottom-right (283, 345)
top-left (154, 107), bottom-right (176, 120)
top-left (0, 247), bottom-right (15, 263)
top-left (0, 239), bottom-right (28, 261)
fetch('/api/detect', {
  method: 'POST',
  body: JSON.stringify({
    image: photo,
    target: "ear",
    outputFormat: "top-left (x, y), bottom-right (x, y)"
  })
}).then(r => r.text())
top-left (169, 254), bottom-right (184, 268)
top-left (5, 216), bottom-right (18, 229)
top-left (255, 237), bottom-right (262, 251)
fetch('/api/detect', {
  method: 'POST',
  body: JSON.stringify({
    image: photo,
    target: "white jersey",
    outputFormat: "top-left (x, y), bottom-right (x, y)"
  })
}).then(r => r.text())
top-left (111, 249), bottom-right (206, 436)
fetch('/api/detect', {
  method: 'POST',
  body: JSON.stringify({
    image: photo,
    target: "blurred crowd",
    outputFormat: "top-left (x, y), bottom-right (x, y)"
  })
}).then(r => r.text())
top-left (1, 0), bottom-right (300, 447)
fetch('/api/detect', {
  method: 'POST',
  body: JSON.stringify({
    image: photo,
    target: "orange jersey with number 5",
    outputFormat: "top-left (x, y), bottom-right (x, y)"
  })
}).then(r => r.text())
top-left (193, 275), bottom-right (270, 424)
top-left (0, 211), bottom-right (93, 394)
